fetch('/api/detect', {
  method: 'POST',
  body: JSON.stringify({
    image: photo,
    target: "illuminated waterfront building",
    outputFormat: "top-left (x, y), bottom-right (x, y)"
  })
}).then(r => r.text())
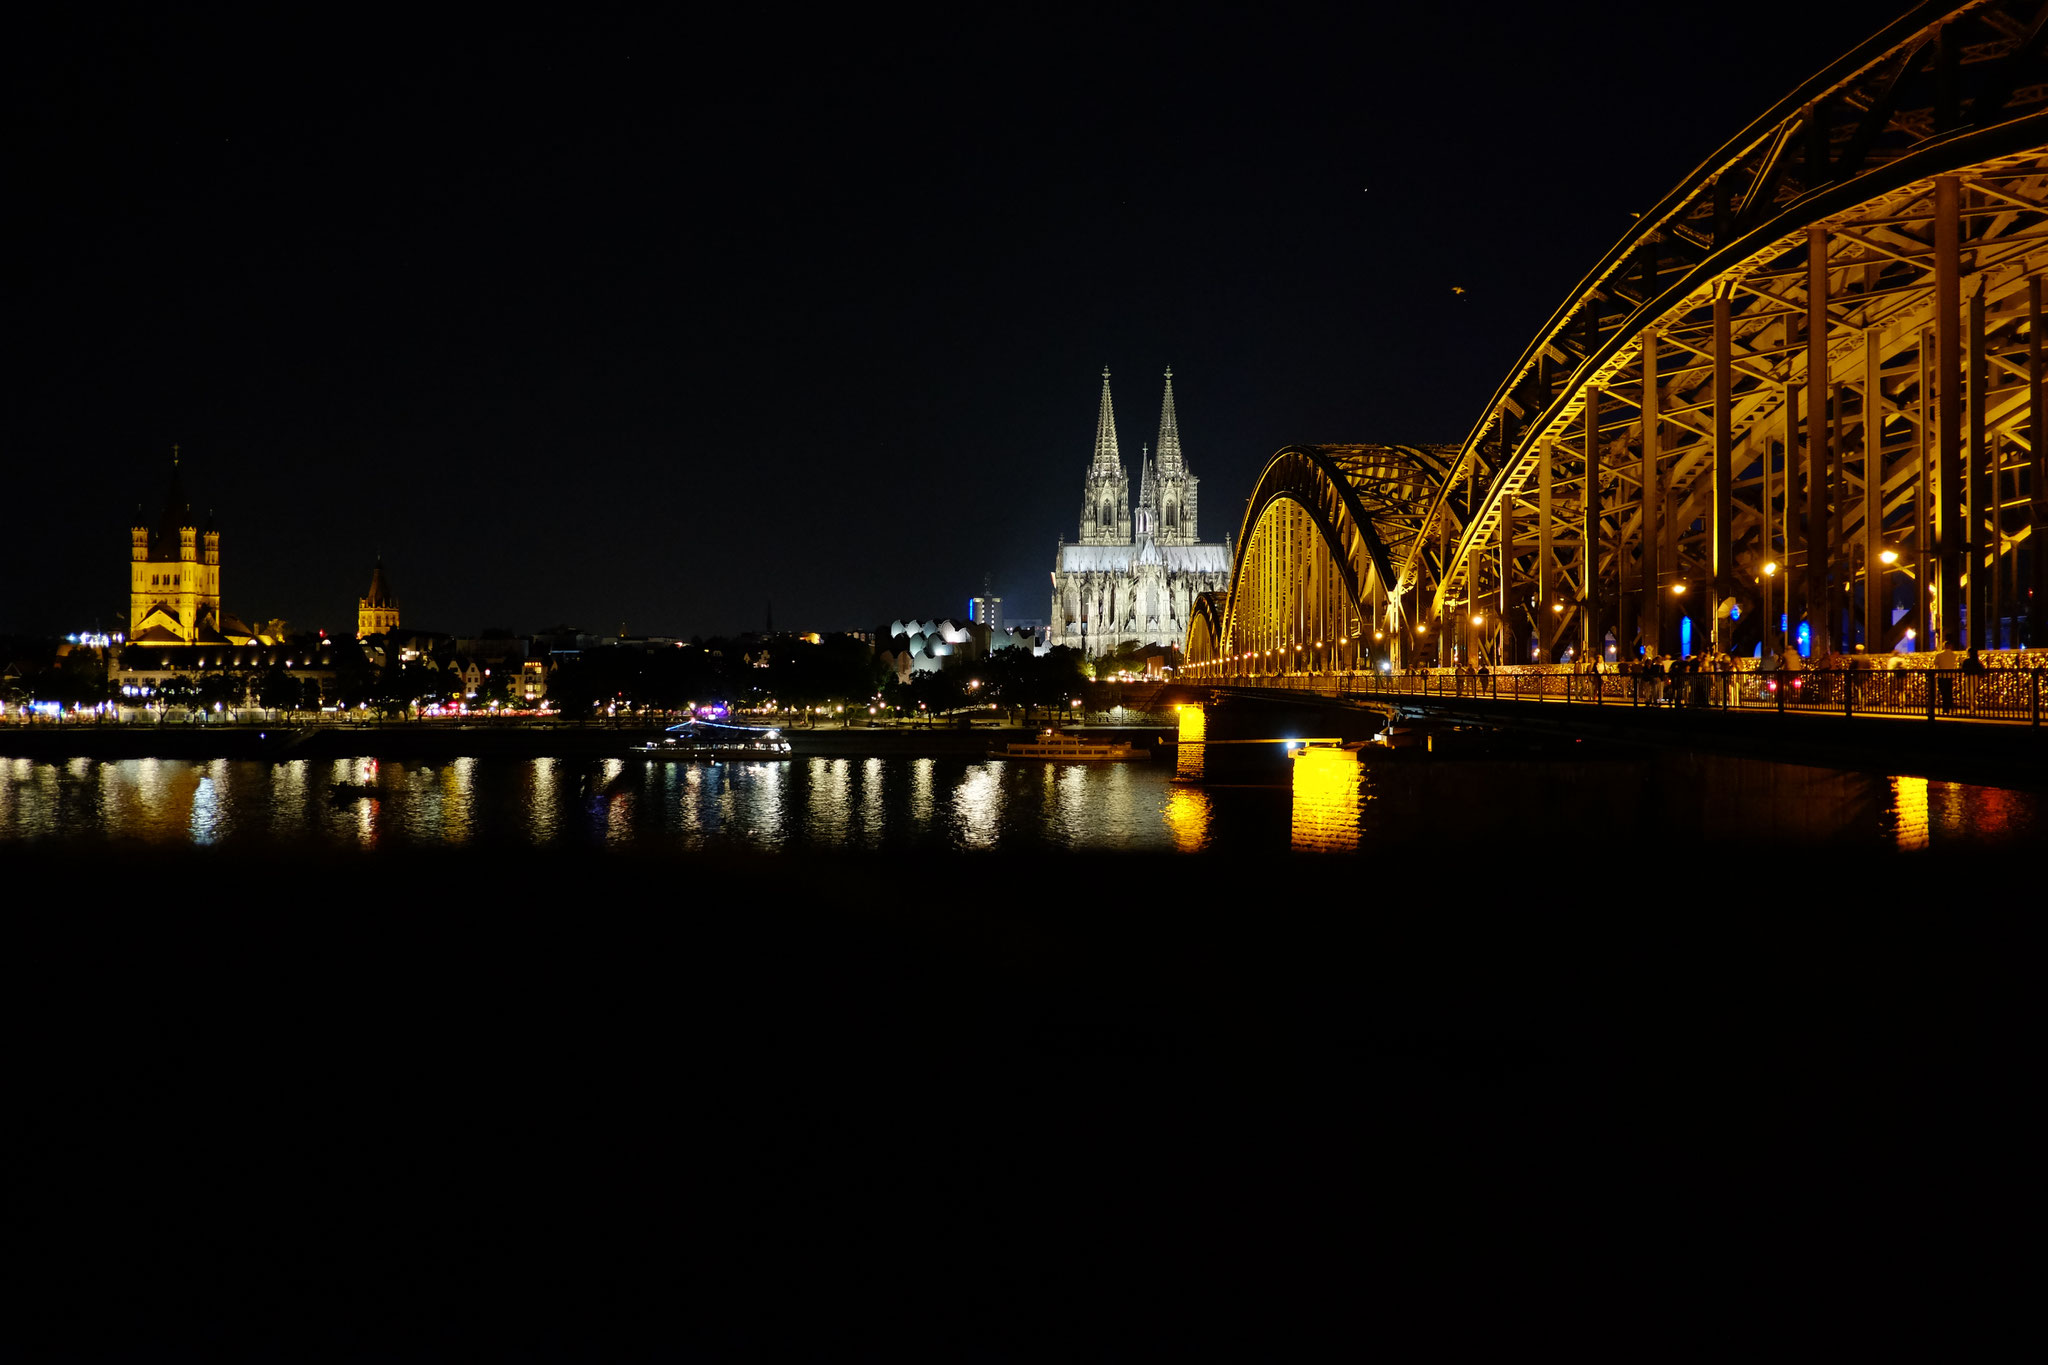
top-left (358, 559), bottom-right (401, 638)
top-left (127, 447), bottom-right (263, 647)
top-left (1051, 369), bottom-right (1231, 656)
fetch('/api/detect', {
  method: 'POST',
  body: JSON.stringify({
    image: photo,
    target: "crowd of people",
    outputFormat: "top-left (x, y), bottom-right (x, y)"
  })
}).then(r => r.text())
top-left (1420, 640), bottom-right (2003, 712)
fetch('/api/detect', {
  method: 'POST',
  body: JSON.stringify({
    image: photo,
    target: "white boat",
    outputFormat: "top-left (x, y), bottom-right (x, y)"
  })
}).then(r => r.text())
top-left (993, 728), bottom-right (1143, 761)
top-left (633, 720), bottom-right (792, 759)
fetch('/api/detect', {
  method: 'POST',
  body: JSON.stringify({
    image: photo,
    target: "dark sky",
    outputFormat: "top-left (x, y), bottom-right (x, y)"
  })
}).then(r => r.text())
top-left (8, 5), bottom-right (1867, 639)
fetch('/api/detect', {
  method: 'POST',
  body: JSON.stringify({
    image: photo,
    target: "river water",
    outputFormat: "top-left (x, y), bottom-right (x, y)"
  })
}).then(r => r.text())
top-left (0, 749), bottom-right (2035, 853)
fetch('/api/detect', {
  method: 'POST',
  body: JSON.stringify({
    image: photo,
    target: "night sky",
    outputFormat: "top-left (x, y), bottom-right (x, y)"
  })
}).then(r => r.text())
top-left (11, 6), bottom-right (1861, 639)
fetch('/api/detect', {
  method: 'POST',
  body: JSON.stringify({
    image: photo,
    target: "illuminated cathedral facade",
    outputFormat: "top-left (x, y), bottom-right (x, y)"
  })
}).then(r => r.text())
top-left (1050, 369), bottom-right (1232, 657)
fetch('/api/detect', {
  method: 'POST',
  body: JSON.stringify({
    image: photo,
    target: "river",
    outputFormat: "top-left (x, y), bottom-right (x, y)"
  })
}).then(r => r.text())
top-left (0, 748), bottom-right (2035, 853)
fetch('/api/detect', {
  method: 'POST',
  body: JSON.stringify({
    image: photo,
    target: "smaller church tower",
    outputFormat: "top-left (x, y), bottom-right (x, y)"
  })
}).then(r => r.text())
top-left (358, 559), bottom-right (400, 638)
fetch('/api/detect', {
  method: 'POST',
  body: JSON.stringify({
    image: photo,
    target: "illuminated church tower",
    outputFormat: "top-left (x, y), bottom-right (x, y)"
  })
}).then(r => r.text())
top-left (357, 559), bottom-right (400, 638)
top-left (1050, 368), bottom-right (1232, 656)
top-left (1150, 366), bottom-right (1200, 547)
top-left (1076, 368), bottom-right (1131, 546)
top-left (128, 446), bottom-right (225, 644)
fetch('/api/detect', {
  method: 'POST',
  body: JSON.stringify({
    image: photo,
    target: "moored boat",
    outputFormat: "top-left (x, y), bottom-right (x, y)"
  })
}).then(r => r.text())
top-left (992, 728), bottom-right (1142, 761)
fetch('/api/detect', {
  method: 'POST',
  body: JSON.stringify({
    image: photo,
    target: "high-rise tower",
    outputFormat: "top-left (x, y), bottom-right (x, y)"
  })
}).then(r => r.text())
top-left (1076, 368), bottom-right (1131, 546)
top-left (1152, 366), bottom-right (1200, 547)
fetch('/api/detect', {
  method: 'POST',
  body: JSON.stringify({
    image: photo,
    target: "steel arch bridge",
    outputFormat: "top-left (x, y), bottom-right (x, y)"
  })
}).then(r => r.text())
top-left (1186, 0), bottom-right (2048, 683)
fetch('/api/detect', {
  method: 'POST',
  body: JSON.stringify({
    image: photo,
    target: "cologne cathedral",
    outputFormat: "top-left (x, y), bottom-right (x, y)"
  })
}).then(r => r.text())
top-left (1050, 368), bottom-right (1232, 657)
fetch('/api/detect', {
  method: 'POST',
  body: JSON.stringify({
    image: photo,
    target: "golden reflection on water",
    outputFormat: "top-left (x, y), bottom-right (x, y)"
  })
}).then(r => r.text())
top-left (1890, 775), bottom-right (1929, 851)
top-left (1162, 785), bottom-right (1212, 851)
top-left (1174, 742), bottom-right (1206, 783)
top-left (1290, 747), bottom-right (1365, 853)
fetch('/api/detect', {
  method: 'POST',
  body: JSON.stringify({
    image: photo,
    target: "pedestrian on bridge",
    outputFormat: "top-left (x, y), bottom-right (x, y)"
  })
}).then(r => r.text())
top-left (1935, 643), bottom-right (1958, 713)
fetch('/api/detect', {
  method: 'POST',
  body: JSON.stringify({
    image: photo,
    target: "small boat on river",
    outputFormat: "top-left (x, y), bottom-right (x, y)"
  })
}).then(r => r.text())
top-left (993, 728), bottom-right (1143, 761)
top-left (633, 719), bottom-right (792, 759)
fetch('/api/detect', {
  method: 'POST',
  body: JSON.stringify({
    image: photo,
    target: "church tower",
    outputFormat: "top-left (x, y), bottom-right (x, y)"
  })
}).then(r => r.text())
top-left (128, 446), bottom-right (224, 644)
top-left (1134, 445), bottom-right (1157, 540)
top-left (358, 558), bottom-right (401, 638)
top-left (1152, 367), bottom-right (1200, 547)
top-left (1077, 368), bottom-right (1131, 546)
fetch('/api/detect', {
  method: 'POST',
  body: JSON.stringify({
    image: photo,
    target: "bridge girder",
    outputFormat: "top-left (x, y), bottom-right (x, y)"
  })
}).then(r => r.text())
top-left (1186, 1), bottom-right (2048, 684)
top-left (1406, 0), bottom-right (2048, 663)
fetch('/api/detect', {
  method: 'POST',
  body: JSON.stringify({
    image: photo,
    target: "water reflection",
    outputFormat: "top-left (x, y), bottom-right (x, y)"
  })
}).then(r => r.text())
top-left (1162, 785), bottom-right (1213, 852)
top-left (954, 764), bottom-right (1003, 849)
top-left (1889, 775), bottom-right (1930, 851)
top-left (0, 753), bottom-right (2034, 856)
top-left (189, 762), bottom-right (225, 845)
top-left (1290, 747), bottom-right (1365, 853)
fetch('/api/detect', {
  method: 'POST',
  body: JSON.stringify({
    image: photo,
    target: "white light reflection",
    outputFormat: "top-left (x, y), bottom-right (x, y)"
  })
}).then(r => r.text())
top-left (952, 763), bottom-right (1002, 849)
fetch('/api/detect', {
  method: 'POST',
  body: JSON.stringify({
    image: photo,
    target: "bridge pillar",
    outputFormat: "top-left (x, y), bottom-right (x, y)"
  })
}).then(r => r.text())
top-left (1862, 325), bottom-right (1885, 651)
top-left (1712, 288), bottom-right (1735, 652)
top-left (2031, 276), bottom-right (2046, 647)
top-left (1641, 329), bottom-right (1661, 661)
top-left (1968, 278), bottom-right (1989, 652)
top-left (1934, 175), bottom-right (1963, 649)
top-left (1539, 436), bottom-right (1555, 661)
top-left (1583, 386), bottom-right (1603, 662)
top-left (1807, 227), bottom-right (1832, 658)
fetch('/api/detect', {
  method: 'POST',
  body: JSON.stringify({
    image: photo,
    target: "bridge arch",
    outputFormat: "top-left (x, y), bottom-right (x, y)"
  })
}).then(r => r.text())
top-left (1407, 0), bottom-right (2048, 665)
top-left (1181, 444), bottom-right (1455, 681)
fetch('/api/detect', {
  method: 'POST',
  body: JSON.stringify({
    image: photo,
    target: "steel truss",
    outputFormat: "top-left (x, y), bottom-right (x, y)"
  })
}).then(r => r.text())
top-left (1185, 1), bottom-right (2048, 681)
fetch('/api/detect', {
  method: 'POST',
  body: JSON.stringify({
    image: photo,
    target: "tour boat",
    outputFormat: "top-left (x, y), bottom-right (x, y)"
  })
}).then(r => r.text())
top-left (993, 728), bottom-right (1143, 761)
top-left (633, 720), bottom-right (792, 759)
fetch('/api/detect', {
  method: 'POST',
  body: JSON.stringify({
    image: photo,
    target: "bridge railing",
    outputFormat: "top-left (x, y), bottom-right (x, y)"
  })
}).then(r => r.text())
top-left (1207, 668), bottom-right (2046, 726)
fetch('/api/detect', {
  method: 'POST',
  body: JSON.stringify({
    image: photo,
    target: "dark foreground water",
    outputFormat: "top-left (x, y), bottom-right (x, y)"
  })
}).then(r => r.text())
top-left (1, 747), bottom-right (2037, 852)
top-left (9, 746), bottom-right (2035, 1358)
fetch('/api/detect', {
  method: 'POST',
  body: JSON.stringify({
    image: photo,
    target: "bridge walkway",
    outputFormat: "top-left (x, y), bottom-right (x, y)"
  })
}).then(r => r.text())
top-left (1211, 667), bottom-right (2045, 728)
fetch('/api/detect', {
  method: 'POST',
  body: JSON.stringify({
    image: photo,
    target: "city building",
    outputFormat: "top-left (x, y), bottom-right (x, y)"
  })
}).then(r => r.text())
top-left (878, 617), bottom-right (990, 679)
top-left (358, 559), bottom-right (400, 637)
top-left (127, 447), bottom-right (269, 647)
top-left (1050, 369), bottom-right (1231, 656)
top-left (969, 583), bottom-right (1002, 636)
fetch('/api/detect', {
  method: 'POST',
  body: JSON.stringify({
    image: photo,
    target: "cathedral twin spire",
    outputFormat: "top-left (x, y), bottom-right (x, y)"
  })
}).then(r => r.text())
top-left (1092, 367), bottom-right (1121, 473)
top-left (1079, 367), bottom-right (1195, 547)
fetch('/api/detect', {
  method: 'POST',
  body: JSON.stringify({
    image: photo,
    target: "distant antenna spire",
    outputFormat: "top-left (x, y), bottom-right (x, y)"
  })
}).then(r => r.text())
top-left (1155, 367), bottom-right (1183, 476)
top-left (1092, 367), bottom-right (1121, 472)
top-left (172, 443), bottom-right (180, 466)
